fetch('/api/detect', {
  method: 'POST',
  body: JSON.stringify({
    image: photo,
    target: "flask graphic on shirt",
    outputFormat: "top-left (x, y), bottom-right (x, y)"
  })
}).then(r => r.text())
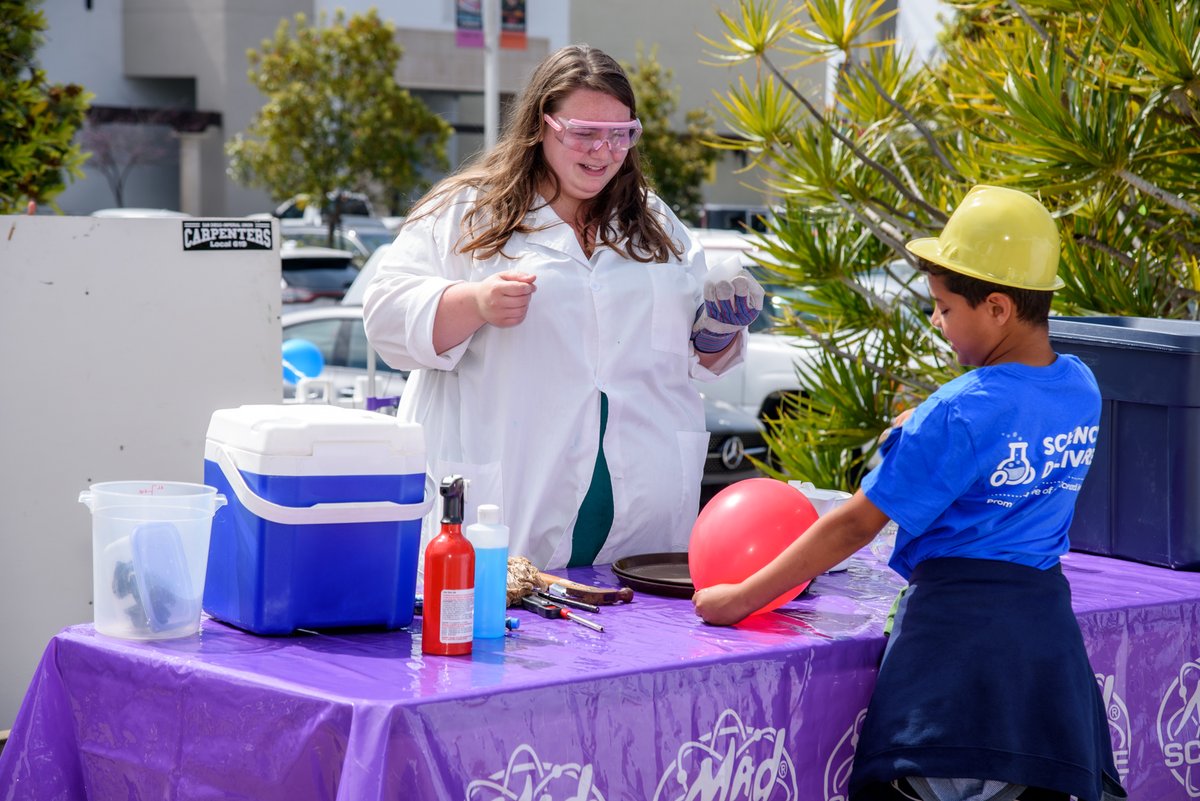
top-left (990, 441), bottom-right (1035, 487)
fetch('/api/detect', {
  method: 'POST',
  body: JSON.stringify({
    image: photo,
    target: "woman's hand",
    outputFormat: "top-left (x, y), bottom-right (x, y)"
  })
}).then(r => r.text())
top-left (433, 271), bottom-right (537, 354)
top-left (692, 583), bottom-right (753, 626)
top-left (691, 256), bottom-right (765, 354)
top-left (475, 271), bottom-right (537, 328)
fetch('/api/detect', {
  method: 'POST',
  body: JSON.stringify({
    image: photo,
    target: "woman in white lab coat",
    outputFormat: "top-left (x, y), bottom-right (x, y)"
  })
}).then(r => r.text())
top-left (363, 45), bottom-right (763, 569)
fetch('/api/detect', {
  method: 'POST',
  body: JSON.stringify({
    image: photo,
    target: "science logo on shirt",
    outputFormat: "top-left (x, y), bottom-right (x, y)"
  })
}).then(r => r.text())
top-left (990, 439), bottom-right (1038, 487)
top-left (652, 708), bottom-right (796, 800)
top-left (1157, 659), bottom-right (1200, 795)
top-left (987, 427), bottom-right (1098, 499)
top-left (1037, 425), bottom-right (1099, 480)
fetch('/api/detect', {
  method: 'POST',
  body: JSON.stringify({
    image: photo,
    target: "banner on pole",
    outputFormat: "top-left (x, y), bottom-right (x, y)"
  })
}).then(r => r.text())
top-left (500, 0), bottom-right (527, 50)
top-left (457, 0), bottom-right (526, 50)
top-left (456, 0), bottom-right (483, 48)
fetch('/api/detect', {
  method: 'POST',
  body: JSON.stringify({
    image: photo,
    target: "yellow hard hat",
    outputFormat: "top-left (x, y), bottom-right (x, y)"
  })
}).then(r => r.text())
top-left (906, 185), bottom-right (1064, 291)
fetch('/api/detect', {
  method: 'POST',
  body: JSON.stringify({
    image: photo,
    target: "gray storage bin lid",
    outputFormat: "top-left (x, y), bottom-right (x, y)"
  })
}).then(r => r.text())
top-left (1049, 316), bottom-right (1200, 352)
top-left (1049, 316), bottom-right (1200, 406)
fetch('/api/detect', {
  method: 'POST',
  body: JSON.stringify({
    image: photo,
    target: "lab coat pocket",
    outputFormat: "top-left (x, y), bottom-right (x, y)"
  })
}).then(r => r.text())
top-left (676, 430), bottom-right (710, 529)
top-left (648, 263), bottom-right (696, 356)
top-left (430, 458), bottom-right (504, 530)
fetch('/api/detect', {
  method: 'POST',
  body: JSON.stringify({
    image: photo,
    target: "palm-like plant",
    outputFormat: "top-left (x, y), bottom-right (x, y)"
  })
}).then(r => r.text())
top-left (704, 0), bottom-right (1200, 490)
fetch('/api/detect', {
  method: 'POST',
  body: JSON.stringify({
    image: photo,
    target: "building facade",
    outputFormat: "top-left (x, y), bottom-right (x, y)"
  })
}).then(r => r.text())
top-left (38, 0), bottom-right (825, 217)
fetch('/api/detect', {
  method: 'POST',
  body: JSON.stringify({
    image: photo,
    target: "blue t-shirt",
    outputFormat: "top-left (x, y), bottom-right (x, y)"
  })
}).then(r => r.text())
top-left (862, 353), bottom-right (1101, 580)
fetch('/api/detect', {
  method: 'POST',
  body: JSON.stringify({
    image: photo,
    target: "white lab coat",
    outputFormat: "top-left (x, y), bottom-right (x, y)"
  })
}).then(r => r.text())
top-left (363, 188), bottom-right (745, 569)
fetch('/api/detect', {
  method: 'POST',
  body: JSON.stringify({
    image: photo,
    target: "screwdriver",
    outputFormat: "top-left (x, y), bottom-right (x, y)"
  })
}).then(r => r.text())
top-left (520, 594), bottom-right (605, 633)
top-left (536, 590), bottom-right (600, 614)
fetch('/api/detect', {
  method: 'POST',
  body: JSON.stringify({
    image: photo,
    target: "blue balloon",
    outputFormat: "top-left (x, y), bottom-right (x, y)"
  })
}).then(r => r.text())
top-left (282, 338), bottom-right (325, 385)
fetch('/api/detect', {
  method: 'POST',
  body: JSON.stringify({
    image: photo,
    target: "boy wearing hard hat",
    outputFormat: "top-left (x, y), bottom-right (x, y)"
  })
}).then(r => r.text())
top-left (694, 186), bottom-right (1127, 801)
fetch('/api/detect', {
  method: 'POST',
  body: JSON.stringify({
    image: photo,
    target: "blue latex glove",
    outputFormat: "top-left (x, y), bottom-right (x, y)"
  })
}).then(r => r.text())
top-left (691, 255), bottom-right (765, 353)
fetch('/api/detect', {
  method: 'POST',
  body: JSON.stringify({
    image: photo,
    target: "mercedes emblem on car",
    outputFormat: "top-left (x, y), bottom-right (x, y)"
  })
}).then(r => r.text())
top-left (720, 436), bottom-right (746, 470)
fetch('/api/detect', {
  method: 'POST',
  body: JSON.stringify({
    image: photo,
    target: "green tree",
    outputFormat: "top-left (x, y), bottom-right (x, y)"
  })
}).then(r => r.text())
top-left (226, 9), bottom-right (451, 242)
top-left (703, 0), bottom-right (1200, 490)
top-left (0, 0), bottom-right (91, 213)
top-left (625, 46), bottom-right (719, 224)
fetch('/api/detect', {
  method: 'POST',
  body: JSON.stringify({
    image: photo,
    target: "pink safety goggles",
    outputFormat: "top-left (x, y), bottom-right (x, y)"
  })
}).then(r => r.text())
top-left (543, 114), bottom-right (643, 153)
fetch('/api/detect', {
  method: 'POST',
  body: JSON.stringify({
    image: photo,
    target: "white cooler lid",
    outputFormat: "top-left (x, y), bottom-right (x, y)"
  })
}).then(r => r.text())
top-left (205, 404), bottom-right (425, 477)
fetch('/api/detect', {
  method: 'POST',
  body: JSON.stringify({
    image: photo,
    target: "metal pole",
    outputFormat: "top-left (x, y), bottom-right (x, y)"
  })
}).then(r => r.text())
top-left (483, 0), bottom-right (499, 150)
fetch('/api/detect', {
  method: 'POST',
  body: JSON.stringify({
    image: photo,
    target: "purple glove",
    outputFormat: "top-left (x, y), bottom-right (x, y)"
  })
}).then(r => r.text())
top-left (691, 255), bottom-right (765, 353)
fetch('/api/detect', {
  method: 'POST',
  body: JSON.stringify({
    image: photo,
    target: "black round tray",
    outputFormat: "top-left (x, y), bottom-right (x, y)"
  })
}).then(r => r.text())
top-left (611, 552), bottom-right (695, 599)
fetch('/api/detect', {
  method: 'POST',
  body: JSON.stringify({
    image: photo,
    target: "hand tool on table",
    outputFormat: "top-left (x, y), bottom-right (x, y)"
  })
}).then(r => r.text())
top-left (537, 589), bottom-right (599, 613)
top-left (520, 594), bottom-right (605, 633)
top-left (536, 572), bottom-right (634, 605)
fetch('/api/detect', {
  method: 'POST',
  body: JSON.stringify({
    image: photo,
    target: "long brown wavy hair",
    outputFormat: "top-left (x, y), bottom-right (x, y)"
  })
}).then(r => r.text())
top-left (406, 44), bottom-right (682, 263)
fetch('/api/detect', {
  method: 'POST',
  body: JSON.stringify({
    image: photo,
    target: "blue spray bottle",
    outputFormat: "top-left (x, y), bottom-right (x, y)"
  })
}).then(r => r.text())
top-left (465, 504), bottom-right (509, 639)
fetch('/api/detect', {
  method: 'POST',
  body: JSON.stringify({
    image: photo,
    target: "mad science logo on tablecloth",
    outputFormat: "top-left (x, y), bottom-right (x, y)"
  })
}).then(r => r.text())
top-left (822, 708), bottom-right (868, 801)
top-left (1157, 659), bottom-right (1200, 797)
top-left (653, 708), bottom-right (797, 801)
top-left (466, 743), bottom-right (606, 801)
top-left (1096, 673), bottom-right (1130, 783)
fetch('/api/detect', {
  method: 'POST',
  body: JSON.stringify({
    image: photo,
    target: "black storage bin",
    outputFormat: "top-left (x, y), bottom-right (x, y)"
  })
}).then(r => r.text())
top-left (1049, 316), bottom-right (1200, 569)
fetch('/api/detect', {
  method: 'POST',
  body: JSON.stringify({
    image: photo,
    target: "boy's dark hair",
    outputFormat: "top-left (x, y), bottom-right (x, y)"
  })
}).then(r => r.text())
top-left (914, 257), bottom-right (1053, 324)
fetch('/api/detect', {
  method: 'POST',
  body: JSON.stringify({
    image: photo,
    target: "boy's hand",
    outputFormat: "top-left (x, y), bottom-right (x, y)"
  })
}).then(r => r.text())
top-left (878, 407), bottom-right (915, 444)
top-left (692, 583), bottom-right (753, 626)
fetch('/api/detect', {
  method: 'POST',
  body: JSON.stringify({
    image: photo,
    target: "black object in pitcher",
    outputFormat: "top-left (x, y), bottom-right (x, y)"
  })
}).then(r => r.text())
top-left (112, 522), bottom-right (198, 632)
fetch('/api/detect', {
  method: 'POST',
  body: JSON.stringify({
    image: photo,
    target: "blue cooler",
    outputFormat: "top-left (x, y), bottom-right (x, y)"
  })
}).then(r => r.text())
top-left (202, 404), bottom-right (430, 634)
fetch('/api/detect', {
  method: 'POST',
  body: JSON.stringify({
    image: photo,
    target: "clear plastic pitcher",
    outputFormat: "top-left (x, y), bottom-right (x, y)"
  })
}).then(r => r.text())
top-left (789, 482), bottom-right (853, 517)
top-left (789, 481), bottom-right (855, 572)
top-left (79, 481), bottom-right (226, 640)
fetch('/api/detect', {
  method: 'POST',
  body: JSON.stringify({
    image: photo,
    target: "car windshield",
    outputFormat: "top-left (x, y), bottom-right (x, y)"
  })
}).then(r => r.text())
top-left (277, 193), bottom-right (375, 219)
top-left (284, 231), bottom-right (358, 253)
top-left (282, 228), bottom-right (394, 267)
top-left (325, 195), bottom-right (373, 217)
top-left (745, 267), bottom-right (822, 333)
top-left (353, 229), bottom-right (396, 255)
top-left (745, 259), bottom-right (931, 334)
top-left (282, 256), bottom-right (359, 294)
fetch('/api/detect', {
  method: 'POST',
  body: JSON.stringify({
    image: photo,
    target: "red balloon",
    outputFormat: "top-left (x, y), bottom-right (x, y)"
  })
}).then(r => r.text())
top-left (689, 478), bottom-right (820, 616)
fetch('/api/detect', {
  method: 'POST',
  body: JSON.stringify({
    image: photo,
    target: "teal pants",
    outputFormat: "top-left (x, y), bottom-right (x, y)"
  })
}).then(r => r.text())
top-left (569, 392), bottom-right (613, 567)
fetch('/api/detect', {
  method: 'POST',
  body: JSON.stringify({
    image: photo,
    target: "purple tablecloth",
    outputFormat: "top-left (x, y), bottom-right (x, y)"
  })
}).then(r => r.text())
top-left (2, 547), bottom-right (1199, 800)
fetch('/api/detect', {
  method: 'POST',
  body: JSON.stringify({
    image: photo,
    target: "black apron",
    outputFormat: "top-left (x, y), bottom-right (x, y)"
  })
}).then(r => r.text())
top-left (849, 557), bottom-right (1126, 801)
